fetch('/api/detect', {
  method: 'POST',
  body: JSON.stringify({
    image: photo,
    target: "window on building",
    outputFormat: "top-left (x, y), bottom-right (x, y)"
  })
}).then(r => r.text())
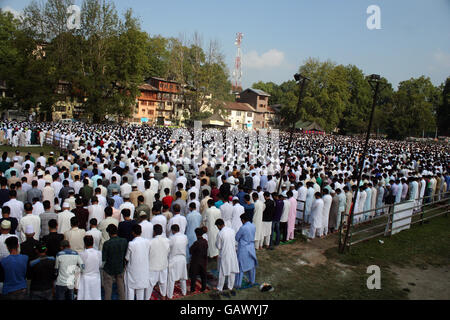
top-left (256, 121), bottom-right (260, 124)
top-left (236, 111), bottom-right (241, 116)
top-left (260, 104), bottom-right (264, 108)
top-left (247, 112), bottom-right (252, 117)
top-left (148, 110), bottom-right (154, 115)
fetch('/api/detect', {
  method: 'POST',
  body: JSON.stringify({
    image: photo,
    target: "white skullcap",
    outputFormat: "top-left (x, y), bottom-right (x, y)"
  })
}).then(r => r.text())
top-left (62, 202), bottom-right (70, 208)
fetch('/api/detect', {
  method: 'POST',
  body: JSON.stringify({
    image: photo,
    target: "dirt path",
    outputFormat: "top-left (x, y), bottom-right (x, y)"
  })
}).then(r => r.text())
top-left (271, 231), bottom-right (450, 300)
top-left (390, 265), bottom-right (450, 300)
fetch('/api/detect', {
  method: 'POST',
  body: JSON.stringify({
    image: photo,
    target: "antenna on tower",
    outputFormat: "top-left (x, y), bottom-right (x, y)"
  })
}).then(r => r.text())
top-left (232, 32), bottom-right (243, 94)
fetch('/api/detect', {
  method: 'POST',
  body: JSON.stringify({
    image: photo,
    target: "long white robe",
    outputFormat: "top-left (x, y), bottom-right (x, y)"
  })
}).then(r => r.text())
top-left (78, 248), bottom-right (102, 300)
top-left (253, 200), bottom-right (265, 244)
top-left (167, 233), bottom-right (188, 298)
top-left (231, 203), bottom-right (244, 233)
top-left (125, 237), bottom-right (151, 290)
top-left (309, 198), bottom-right (324, 237)
top-left (204, 206), bottom-right (221, 258)
top-left (322, 194), bottom-right (332, 233)
top-left (216, 226), bottom-right (239, 276)
top-left (297, 186), bottom-right (307, 219)
top-left (220, 202), bottom-right (233, 228)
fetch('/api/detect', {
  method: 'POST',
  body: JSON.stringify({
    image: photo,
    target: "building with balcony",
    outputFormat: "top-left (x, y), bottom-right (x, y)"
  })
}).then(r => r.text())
top-left (236, 88), bottom-right (275, 129)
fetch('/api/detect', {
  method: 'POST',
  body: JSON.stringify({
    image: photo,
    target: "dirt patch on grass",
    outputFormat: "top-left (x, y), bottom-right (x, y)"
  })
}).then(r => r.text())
top-left (390, 265), bottom-right (450, 300)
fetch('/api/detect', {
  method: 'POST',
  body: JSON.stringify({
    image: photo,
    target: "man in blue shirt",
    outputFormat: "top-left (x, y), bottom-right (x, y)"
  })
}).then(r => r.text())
top-left (234, 213), bottom-right (258, 289)
top-left (0, 236), bottom-right (28, 299)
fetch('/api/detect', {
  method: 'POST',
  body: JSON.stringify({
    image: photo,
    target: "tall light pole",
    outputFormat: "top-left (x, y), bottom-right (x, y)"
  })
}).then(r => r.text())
top-left (277, 73), bottom-right (309, 193)
top-left (339, 74), bottom-right (383, 253)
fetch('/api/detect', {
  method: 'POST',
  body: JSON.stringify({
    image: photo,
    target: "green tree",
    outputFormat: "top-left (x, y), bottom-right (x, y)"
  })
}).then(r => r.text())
top-left (298, 58), bottom-right (350, 132)
top-left (436, 77), bottom-right (449, 136)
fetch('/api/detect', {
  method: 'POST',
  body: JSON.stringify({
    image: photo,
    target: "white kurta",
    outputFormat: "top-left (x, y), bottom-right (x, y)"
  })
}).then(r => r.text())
top-left (125, 237), bottom-right (151, 289)
top-left (168, 233), bottom-right (188, 281)
top-left (231, 204), bottom-right (244, 233)
top-left (204, 206), bottom-right (221, 257)
top-left (78, 248), bottom-right (102, 300)
top-left (322, 194), bottom-right (332, 231)
top-left (310, 198), bottom-right (324, 229)
top-left (88, 204), bottom-right (105, 227)
top-left (253, 200), bottom-right (265, 243)
top-left (220, 202), bottom-right (233, 228)
top-left (215, 226), bottom-right (239, 276)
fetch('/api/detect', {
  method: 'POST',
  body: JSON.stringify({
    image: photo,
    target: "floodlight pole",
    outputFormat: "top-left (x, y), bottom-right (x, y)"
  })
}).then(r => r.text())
top-left (277, 74), bottom-right (309, 194)
top-left (339, 74), bottom-right (381, 253)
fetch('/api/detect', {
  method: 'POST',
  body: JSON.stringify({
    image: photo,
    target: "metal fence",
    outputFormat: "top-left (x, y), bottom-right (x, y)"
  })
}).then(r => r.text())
top-left (338, 191), bottom-right (450, 251)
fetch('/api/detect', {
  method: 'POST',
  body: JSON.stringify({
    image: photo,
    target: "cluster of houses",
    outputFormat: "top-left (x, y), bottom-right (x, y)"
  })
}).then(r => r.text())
top-left (1, 75), bottom-right (324, 132)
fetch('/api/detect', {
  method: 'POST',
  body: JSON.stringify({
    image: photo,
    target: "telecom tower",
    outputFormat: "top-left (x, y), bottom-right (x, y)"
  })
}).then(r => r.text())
top-left (232, 32), bottom-right (243, 93)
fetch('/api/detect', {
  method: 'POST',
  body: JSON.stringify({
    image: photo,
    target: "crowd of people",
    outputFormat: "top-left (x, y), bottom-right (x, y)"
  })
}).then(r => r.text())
top-left (0, 120), bottom-right (447, 300)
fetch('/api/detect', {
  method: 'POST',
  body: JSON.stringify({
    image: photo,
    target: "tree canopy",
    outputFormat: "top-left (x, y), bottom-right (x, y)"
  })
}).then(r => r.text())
top-left (252, 58), bottom-right (447, 138)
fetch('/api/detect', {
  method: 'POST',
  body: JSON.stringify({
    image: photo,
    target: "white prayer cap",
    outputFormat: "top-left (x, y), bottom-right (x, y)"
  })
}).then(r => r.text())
top-left (25, 225), bottom-right (34, 234)
top-left (62, 202), bottom-right (70, 209)
top-left (1, 220), bottom-right (11, 229)
top-left (132, 183), bottom-right (137, 188)
top-left (232, 196), bottom-right (239, 201)
top-left (123, 193), bottom-right (130, 199)
top-left (149, 173), bottom-right (154, 177)
top-left (139, 211), bottom-right (147, 217)
top-left (13, 157), bottom-right (18, 162)
top-left (179, 170), bottom-right (184, 175)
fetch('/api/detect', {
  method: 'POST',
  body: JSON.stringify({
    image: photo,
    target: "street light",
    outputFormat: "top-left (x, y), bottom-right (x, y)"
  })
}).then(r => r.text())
top-left (339, 74), bottom-right (384, 253)
top-left (277, 73), bottom-right (309, 194)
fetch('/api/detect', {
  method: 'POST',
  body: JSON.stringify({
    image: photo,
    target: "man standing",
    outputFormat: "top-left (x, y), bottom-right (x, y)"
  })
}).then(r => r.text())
top-left (77, 235), bottom-right (102, 300)
top-left (231, 197), bottom-right (244, 234)
top-left (167, 224), bottom-right (188, 299)
top-left (42, 219), bottom-right (64, 258)
top-left (287, 190), bottom-right (297, 241)
top-left (97, 207), bottom-right (119, 250)
top-left (147, 224), bottom-right (170, 300)
top-left (18, 202), bottom-right (41, 242)
top-left (252, 192), bottom-right (265, 250)
top-left (64, 217), bottom-right (86, 253)
top-left (86, 219), bottom-right (102, 250)
top-left (27, 242), bottom-right (56, 300)
top-left (185, 203), bottom-right (202, 261)
top-left (321, 189), bottom-right (332, 237)
top-left (0, 237), bottom-right (28, 300)
top-left (57, 202), bottom-right (75, 235)
top-left (167, 204), bottom-right (187, 236)
top-left (189, 228), bottom-right (208, 293)
top-left (309, 192), bottom-right (324, 239)
top-left (235, 214), bottom-right (257, 289)
top-left (125, 224), bottom-right (150, 300)
top-left (55, 240), bottom-right (85, 300)
top-left (102, 224), bottom-right (127, 300)
top-left (214, 219), bottom-right (239, 297)
top-left (204, 199), bottom-right (221, 258)
top-left (262, 192), bottom-right (274, 249)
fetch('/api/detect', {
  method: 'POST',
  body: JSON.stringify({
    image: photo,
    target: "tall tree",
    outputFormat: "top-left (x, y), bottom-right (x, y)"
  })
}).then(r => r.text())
top-left (436, 77), bottom-right (450, 136)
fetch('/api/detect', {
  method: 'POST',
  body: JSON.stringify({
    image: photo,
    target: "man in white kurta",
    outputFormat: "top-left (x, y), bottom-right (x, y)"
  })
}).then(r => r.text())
top-left (167, 205), bottom-right (187, 236)
top-left (57, 203), bottom-right (75, 234)
top-left (78, 236), bottom-right (102, 300)
top-left (231, 198), bottom-right (244, 233)
top-left (297, 183), bottom-right (307, 219)
top-left (138, 212), bottom-right (153, 240)
top-left (215, 219), bottom-right (239, 293)
top-left (203, 199), bottom-right (221, 258)
top-left (125, 225), bottom-right (151, 300)
top-left (322, 190), bottom-right (332, 237)
top-left (219, 199), bottom-right (233, 228)
top-left (309, 193), bottom-right (324, 239)
top-left (167, 224), bottom-right (188, 299)
top-left (88, 199), bottom-right (104, 227)
top-left (252, 193), bottom-right (265, 250)
top-left (147, 224), bottom-right (170, 300)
